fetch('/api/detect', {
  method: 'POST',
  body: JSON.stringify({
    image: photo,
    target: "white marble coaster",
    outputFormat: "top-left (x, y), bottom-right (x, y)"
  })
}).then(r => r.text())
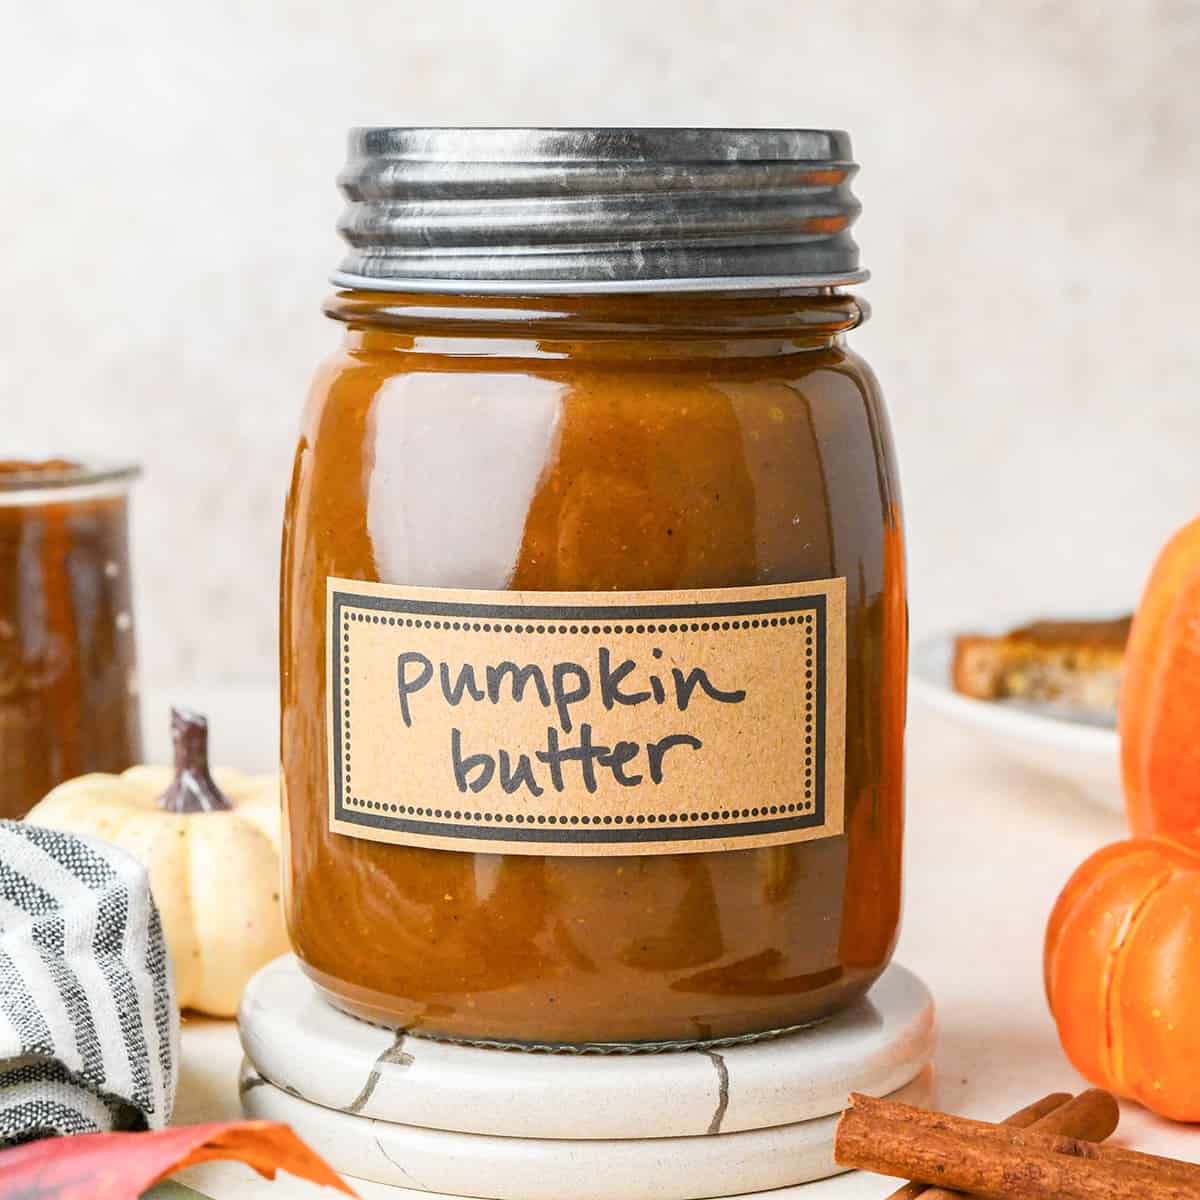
top-left (240, 1062), bottom-right (934, 1199)
top-left (238, 956), bottom-right (934, 1140)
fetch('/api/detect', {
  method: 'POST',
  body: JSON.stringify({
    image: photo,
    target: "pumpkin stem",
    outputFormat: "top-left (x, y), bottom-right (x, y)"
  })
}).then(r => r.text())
top-left (158, 707), bottom-right (234, 814)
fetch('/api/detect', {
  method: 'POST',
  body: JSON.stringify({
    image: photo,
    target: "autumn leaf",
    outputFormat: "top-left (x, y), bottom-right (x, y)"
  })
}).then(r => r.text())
top-left (0, 1121), bottom-right (357, 1200)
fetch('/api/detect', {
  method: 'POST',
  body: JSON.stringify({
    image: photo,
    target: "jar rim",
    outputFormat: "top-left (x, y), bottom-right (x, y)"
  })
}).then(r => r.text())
top-left (0, 457), bottom-right (141, 501)
top-left (329, 271), bottom-right (870, 296)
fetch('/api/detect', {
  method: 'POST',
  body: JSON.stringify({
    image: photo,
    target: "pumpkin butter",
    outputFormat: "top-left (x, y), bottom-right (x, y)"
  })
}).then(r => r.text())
top-left (280, 129), bottom-right (906, 1047)
top-left (0, 459), bottom-right (141, 819)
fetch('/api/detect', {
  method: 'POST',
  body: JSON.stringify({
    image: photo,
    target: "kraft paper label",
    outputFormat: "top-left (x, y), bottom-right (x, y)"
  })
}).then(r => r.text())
top-left (327, 579), bottom-right (846, 856)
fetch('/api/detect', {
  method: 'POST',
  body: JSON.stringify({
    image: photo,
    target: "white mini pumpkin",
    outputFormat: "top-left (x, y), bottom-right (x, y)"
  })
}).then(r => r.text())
top-left (25, 708), bottom-right (287, 1017)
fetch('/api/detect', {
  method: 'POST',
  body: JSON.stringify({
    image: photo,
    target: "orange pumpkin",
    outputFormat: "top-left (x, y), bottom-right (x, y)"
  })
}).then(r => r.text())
top-left (1045, 831), bottom-right (1200, 1120)
top-left (1121, 514), bottom-right (1200, 835)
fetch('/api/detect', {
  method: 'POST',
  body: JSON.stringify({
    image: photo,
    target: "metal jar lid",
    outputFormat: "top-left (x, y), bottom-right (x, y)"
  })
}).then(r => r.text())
top-left (332, 127), bottom-right (866, 294)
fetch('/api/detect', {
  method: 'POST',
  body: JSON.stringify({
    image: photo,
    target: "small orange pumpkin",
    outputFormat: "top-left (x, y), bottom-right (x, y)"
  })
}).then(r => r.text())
top-left (1121, 514), bottom-right (1200, 835)
top-left (1045, 830), bottom-right (1200, 1120)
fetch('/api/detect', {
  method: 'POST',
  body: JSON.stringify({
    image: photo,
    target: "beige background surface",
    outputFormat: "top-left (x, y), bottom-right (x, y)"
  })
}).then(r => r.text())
top-left (4, 1), bottom-right (1198, 686)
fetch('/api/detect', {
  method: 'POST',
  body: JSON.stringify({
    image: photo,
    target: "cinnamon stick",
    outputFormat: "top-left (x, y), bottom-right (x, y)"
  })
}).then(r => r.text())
top-left (988, 1093), bottom-right (1071, 1128)
top-left (1000, 1088), bottom-right (1120, 1141)
top-left (883, 1089), bottom-right (1117, 1200)
top-left (850, 1092), bottom-right (1194, 1181)
top-left (836, 1096), bottom-right (1200, 1200)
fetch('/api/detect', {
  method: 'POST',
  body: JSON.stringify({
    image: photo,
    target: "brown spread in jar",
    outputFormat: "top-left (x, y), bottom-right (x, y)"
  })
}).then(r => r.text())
top-left (0, 459), bottom-right (142, 818)
top-left (281, 290), bottom-right (905, 1045)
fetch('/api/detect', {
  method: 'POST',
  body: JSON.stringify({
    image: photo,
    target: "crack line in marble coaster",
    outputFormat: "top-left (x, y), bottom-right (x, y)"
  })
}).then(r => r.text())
top-left (700, 1048), bottom-right (730, 1135)
top-left (373, 1134), bottom-right (430, 1192)
top-left (238, 1070), bottom-right (270, 1099)
top-left (241, 1066), bottom-right (304, 1101)
top-left (347, 1030), bottom-right (414, 1114)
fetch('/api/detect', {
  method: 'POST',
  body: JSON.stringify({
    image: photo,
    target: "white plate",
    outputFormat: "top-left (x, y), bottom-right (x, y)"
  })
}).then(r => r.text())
top-left (910, 628), bottom-right (1123, 814)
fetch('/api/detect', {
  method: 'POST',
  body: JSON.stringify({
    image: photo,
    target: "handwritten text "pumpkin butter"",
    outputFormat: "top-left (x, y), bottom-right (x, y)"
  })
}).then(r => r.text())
top-left (395, 648), bottom-right (746, 797)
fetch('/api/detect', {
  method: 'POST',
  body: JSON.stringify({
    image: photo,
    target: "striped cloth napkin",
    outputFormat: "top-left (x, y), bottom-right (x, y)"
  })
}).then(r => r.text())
top-left (0, 820), bottom-right (178, 1146)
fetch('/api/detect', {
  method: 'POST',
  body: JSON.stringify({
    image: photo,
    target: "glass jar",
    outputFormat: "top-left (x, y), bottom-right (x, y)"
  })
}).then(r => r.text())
top-left (281, 129), bottom-right (906, 1048)
top-left (0, 458), bottom-right (142, 818)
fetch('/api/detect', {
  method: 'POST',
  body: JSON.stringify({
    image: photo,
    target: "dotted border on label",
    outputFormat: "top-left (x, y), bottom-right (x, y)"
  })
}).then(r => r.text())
top-left (346, 614), bottom-right (809, 635)
top-left (340, 610), bottom-right (816, 825)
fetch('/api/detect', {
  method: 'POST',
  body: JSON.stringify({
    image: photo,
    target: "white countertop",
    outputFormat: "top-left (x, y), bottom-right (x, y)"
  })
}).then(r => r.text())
top-left (159, 698), bottom-right (1200, 1198)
